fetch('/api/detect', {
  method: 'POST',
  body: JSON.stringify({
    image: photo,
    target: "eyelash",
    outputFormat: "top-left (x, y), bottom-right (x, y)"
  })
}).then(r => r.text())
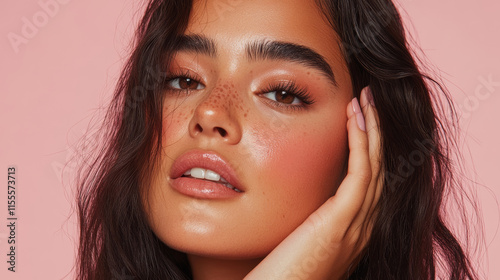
top-left (258, 81), bottom-right (315, 111)
top-left (165, 71), bottom-right (315, 111)
top-left (164, 70), bottom-right (204, 92)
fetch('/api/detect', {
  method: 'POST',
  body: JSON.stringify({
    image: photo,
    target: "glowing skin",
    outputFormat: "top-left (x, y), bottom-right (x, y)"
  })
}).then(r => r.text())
top-left (145, 0), bottom-right (353, 278)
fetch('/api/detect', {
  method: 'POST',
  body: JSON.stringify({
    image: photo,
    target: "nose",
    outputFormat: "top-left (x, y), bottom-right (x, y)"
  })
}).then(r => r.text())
top-left (188, 87), bottom-right (243, 145)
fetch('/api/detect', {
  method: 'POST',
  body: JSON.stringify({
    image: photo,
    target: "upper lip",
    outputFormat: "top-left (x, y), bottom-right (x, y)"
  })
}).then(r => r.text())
top-left (170, 150), bottom-right (245, 192)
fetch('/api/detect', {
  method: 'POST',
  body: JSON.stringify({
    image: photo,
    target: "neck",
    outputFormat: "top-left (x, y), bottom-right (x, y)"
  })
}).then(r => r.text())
top-left (188, 255), bottom-right (262, 280)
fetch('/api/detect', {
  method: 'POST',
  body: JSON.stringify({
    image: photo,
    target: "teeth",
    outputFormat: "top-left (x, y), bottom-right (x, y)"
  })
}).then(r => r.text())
top-left (183, 167), bottom-right (241, 192)
top-left (190, 167), bottom-right (205, 179)
top-left (205, 169), bottom-right (221, 181)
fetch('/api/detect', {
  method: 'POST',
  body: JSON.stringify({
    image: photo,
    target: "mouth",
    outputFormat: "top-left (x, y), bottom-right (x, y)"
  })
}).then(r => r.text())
top-left (182, 168), bottom-right (243, 193)
top-left (169, 150), bottom-right (245, 199)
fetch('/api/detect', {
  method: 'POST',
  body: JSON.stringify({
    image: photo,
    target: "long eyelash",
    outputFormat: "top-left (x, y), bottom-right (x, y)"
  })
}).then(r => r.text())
top-left (164, 70), bottom-right (203, 90)
top-left (261, 81), bottom-right (315, 107)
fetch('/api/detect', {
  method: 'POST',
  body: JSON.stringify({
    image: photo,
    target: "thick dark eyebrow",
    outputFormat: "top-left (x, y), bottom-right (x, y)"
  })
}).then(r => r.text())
top-left (173, 34), bottom-right (336, 86)
top-left (246, 40), bottom-right (337, 86)
top-left (174, 34), bottom-right (217, 57)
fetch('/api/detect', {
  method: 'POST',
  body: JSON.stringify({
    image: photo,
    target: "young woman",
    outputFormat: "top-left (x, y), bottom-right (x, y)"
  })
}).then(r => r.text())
top-left (76, 0), bottom-right (479, 279)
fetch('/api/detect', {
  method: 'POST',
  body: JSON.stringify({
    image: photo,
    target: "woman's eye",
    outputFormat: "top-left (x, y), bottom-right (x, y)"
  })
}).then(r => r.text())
top-left (168, 77), bottom-right (205, 90)
top-left (262, 90), bottom-right (302, 105)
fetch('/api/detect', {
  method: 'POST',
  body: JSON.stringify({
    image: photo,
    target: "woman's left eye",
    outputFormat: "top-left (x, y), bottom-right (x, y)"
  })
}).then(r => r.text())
top-left (259, 81), bottom-right (313, 109)
top-left (168, 77), bottom-right (205, 90)
top-left (262, 91), bottom-right (302, 105)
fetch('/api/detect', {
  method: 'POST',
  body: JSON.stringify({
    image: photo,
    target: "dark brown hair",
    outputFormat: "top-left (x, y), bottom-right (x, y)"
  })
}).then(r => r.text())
top-left (76, 0), bottom-right (479, 279)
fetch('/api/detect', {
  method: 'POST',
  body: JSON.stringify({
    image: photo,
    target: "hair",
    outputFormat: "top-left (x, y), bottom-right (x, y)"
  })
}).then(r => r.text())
top-left (76, 0), bottom-right (479, 279)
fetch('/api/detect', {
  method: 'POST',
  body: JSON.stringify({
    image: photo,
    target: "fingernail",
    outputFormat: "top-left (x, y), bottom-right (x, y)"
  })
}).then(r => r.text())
top-left (352, 97), bottom-right (366, 131)
top-left (365, 87), bottom-right (375, 107)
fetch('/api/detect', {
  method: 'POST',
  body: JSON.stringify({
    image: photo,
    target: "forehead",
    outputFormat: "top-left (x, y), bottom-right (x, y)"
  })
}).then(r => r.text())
top-left (188, 0), bottom-right (333, 46)
top-left (186, 0), bottom-right (349, 77)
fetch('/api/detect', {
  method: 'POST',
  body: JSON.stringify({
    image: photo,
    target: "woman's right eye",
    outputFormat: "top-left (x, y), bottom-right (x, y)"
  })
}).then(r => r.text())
top-left (167, 77), bottom-right (205, 90)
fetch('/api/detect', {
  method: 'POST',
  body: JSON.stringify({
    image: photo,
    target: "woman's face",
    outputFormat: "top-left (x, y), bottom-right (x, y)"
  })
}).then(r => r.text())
top-left (145, 0), bottom-right (352, 259)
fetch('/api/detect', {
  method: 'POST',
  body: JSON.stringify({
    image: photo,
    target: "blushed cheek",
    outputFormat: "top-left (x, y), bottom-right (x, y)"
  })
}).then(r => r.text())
top-left (261, 120), bottom-right (348, 206)
top-left (161, 105), bottom-right (192, 145)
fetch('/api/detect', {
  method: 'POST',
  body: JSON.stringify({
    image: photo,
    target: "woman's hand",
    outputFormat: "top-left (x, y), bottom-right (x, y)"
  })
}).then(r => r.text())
top-left (245, 87), bottom-right (382, 280)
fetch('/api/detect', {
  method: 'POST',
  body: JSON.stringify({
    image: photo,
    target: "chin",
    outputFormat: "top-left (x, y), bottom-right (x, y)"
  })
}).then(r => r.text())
top-left (159, 229), bottom-right (278, 260)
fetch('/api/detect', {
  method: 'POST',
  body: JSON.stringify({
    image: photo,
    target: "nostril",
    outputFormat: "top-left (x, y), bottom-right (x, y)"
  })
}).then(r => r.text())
top-left (195, 124), bottom-right (203, 133)
top-left (215, 127), bottom-right (227, 137)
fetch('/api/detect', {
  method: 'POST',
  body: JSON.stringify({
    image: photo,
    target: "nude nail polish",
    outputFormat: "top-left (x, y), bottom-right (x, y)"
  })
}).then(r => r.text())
top-left (352, 97), bottom-right (366, 132)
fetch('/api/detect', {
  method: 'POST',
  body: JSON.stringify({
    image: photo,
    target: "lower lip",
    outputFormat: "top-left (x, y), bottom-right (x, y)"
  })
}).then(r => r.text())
top-left (170, 177), bottom-right (243, 199)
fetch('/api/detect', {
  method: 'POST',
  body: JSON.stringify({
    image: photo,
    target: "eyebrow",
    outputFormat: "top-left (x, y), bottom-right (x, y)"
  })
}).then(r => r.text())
top-left (173, 34), bottom-right (337, 86)
top-left (246, 40), bottom-right (336, 86)
top-left (174, 34), bottom-right (218, 57)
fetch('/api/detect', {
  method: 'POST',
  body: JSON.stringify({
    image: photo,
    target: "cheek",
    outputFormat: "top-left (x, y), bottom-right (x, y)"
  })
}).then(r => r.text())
top-left (251, 112), bottom-right (348, 221)
top-left (277, 125), bottom-right (346, 191)
top-left (161, 104), bottom-right (193, 144)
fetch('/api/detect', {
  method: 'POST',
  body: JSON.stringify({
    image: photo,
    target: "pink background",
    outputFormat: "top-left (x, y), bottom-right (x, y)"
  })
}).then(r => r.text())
top-left (0, 0), bottom-right (498, 279)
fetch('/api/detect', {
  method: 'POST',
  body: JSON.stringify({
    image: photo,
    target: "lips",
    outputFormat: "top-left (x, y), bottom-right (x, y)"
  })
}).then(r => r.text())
top-left (170, 150), bottom-right (244, 199)
top-left (182, 167), bottom-right (241, 192)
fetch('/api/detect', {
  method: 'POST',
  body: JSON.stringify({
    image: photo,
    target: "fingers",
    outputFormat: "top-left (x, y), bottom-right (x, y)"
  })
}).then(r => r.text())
top-left (350, 87), bottom-right (383, 245)
top-left (327, 94), bottom-right (371, 230)
top-left (303, 86), bottom-right (383, 273)
top-left (360, 87), bottom-right (381, 177)
top-left (359, 87), bottom-right (383, 215)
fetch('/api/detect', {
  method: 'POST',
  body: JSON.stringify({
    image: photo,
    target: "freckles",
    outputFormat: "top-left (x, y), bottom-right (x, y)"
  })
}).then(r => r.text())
top-left (208, 80), bottom-right (247, 116)
top-left (162, 109), bottom-right (189, 145)
top-left (175, 112), bottom-right (184, 124)
top-left (163, 105), bottom-right (171, 114)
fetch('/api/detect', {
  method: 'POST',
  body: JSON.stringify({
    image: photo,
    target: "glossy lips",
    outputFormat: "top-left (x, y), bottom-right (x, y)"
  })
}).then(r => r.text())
top-left (170, 150), bottom-right (244, 199)
top-left (183, 168), bottom-right (241, 192)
